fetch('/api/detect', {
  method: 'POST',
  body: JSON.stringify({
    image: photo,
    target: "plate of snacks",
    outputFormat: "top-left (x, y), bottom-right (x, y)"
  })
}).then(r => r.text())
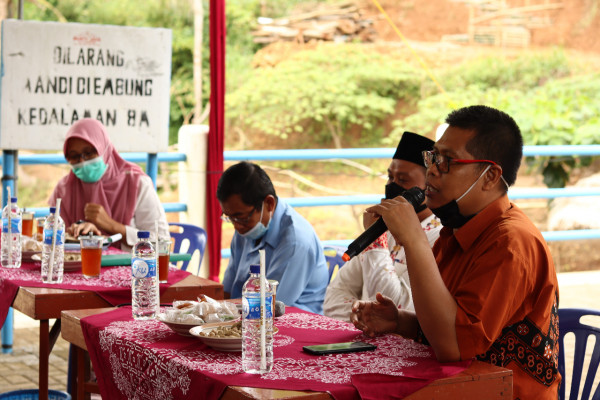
top-left (190, 321), bottom-right (279, 352)
top-left (63, 251), bottom-right (82, 272)
top-left (21, 237), bottom-right (43, 262)
top-left (157, 297), bottom-right (240, 337)
top-left (190, 321), bottom-right (243, 351)
top-left (29, 251), bottom-right (82, 272)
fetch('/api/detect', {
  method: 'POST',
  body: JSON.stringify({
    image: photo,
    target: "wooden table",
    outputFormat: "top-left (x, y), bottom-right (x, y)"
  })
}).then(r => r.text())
top-left (62, 307), bottom-right (513, 400)
top-left (11, 274), bottom-right (223, 400)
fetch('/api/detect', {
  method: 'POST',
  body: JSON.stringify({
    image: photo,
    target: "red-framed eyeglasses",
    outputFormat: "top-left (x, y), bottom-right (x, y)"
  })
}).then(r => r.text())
top-left (422, 150), bottom-right (500, 174)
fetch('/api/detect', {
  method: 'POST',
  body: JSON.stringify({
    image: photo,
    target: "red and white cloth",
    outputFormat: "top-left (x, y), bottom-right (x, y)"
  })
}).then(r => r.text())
top-left (0, 247), bottom-right (190, 325)
top-left (81, 306), bottom-right (471, 400)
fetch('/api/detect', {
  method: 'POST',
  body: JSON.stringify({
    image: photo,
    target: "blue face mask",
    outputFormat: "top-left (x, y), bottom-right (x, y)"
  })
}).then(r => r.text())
top-left (72, 157), bottom-right (108, 183)
top-left (240, 205), bottom-right (271, 241)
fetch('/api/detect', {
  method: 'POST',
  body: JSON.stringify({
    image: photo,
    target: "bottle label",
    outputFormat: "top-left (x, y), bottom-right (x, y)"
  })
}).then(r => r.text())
top-left (2, 217), bottom-right (21, 234)
top-left (43, 228), bottom-right (64, 245)
top-left (132, 257), bottom-right (156, 278)
top-left (242, 296), bottom-right (273, 320)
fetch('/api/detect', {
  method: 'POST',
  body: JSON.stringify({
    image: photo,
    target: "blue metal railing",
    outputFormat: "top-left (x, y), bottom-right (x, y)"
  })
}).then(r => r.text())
top-left (4, 145), bottom-right (600, 253)
top-left (224, 145), bottom-right (600, 160)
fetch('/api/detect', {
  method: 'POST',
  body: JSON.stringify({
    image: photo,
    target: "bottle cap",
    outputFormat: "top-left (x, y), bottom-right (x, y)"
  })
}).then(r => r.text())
top-left (10, 197), bottom-right (17, 203)
top-left (137, 231), bottom-right (150, 239)
top-left (250, 264), bottom-right (260, 274)
top-left (49, 207), bottom-right (56, 213)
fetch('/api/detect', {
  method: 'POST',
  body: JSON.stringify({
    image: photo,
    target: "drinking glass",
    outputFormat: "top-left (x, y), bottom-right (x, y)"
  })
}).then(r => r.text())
top-left (80, 235), bottom-right (103, 278)
top-left (35, 217), bottom-right (46, 241)
top-left (268, 279), bottom-right (279, 304)
top-left (22, 211), bottom-right (34, 237)
top-left (158, 239), bottom-right (171, 283)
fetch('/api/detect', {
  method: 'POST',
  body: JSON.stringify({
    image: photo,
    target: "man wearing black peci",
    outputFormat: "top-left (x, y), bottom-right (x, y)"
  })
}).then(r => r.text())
top-left (324, 131), bottom-right (441, 321)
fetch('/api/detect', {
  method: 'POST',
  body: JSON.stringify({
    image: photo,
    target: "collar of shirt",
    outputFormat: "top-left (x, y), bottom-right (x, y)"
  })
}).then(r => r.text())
top-left (441, 195), bottom-right (512, 252)
top-left (255, 199), bottom-right (285, 249)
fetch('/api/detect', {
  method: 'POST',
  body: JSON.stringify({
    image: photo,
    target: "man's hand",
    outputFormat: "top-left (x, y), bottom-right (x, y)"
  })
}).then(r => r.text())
top-left (67, 221), bottom-right (101, 237)
top-left (84, 203), bottom-right (114, 233)
top-left (365, 197), bottom-right (423, 248)
top-left (362, 209), bottom-right (380, 230)
top-left (350, 293), bottom-right (400, 337)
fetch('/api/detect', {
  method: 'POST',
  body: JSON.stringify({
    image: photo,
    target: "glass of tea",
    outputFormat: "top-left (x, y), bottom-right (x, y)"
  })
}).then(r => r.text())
top-left (158, 239), bottom-right (171, 283)
top-left (22, 211), bottom-right (34, 237)
top-left (35, 217), bottom-right (46, 241)
top-left (79, 235), bottom-right (104, 278)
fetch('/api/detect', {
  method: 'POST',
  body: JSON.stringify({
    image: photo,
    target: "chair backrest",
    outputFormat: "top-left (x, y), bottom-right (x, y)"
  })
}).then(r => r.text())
top-left (323, 245), bottom-right (347, 282)
top-left (168, 222), bottom-right (207, 275)
top-left (558, 308), bottom-right (600, 400)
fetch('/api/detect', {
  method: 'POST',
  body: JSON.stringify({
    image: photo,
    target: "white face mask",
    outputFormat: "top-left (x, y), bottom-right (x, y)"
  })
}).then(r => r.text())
top-left (240, 205), bottom-right (272, 240)
top-left (430, 165), bottom-right (491, 229)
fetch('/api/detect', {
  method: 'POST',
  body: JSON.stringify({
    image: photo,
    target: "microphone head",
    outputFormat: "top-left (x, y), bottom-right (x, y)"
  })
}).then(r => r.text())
top-left (403, 187), bottom-right (425, 208)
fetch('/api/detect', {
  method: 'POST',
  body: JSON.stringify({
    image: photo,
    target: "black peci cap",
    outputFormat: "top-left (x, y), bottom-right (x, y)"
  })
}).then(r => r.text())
top-left (392, 131), bottom-right (435, 167)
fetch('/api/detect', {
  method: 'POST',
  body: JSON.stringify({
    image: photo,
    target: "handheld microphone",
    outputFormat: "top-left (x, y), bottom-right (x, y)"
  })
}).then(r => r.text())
top-left (342, 187), bottom-right (425, 262)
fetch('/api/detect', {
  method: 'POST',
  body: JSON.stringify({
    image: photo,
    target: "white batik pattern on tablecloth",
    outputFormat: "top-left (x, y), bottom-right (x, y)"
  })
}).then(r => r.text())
top-left (0, 265), bottom-right (131, 287)
top-left (264, 334), bottom-right (432, 384)
top-left (96, 312), bottom-right (433, 397)
top-left (99, 319), bottom-right (193, 399)
top-left (275, 312), bottom-right (358, 331)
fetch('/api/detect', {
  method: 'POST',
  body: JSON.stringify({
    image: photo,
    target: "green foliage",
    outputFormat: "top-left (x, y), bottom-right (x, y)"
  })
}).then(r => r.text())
top-left (429, 49), bottom-right (571, 94)
top-left (507, 74), bottom-right (600, 187)
top-left (226, 43), bottom-right (424, 148)
top-left (388, 50), bottom-right (600, 188)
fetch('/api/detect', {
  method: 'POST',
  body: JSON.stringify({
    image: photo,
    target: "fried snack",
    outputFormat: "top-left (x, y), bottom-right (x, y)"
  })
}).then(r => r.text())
top-left (64, 252), bottom-right (82, 262)
top-left (199, 321), bottom-right (242, 338)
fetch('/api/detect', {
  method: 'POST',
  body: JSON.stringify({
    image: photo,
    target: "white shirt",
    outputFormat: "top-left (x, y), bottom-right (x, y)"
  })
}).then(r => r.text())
top-left (123, 175), bottom-right (170, 249)
top-left (323, 214), bottom-right (442, 321)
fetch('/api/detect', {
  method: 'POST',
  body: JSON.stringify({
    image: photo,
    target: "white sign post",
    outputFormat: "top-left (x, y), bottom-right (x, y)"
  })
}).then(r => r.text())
top-left (0, 19), bottom-right (172, 152)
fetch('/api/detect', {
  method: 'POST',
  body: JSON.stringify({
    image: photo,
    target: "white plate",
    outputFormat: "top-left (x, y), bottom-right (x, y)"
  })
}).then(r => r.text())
top-left (64, 233), bottom-right (122, 251)
top-left (22, 250), bottom-right (41, 263)
top-left (189, 321), bottom-right (243, 352)
top-left (189, 321), bottom-right (278, 352)
top-left (31, 252), bottom-right (81, 272)
top-left (157, 313), bottom-right (204, 337)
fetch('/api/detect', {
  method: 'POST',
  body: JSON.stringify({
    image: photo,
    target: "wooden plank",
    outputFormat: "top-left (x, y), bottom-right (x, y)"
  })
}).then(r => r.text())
top-left (472, 2), bottom-right (564, 25)
top-left (405, 361), bottom-right (513, 399)
top-left (62, 307), bottom-right (114, 349)
top-left (12, 274), bottom-right (223, 320)
top-left (13, 287), bottom-right (113, 320)
top-left (221, 386), bottom-right (332, 400)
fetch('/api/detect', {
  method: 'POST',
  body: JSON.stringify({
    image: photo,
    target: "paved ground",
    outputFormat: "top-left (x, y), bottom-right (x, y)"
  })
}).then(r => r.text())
top-left (1, 270), bottom-right (600, 396)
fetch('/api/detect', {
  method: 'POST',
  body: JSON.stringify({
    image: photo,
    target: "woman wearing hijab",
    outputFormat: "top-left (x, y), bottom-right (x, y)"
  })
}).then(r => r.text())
top-left (48, 118), bottom-right (169, 248)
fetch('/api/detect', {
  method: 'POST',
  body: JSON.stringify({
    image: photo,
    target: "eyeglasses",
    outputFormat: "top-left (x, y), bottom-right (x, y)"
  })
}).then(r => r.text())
top-left (66, 150), bottom-right (98, 164)
top-left (221, 207), bottom-right (258, 225)
top-left (422, 150), bottom-right (500, 174)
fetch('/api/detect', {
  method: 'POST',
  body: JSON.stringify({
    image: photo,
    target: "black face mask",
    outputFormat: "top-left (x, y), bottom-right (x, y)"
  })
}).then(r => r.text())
top-left (430, 200), bottom-right (474, 229)
top-left (385, 182), bottom-right (427, 213)
top-left (429, 165), bottom-right (492, 229)
top-left (385, 181), bottom-right (405, 200)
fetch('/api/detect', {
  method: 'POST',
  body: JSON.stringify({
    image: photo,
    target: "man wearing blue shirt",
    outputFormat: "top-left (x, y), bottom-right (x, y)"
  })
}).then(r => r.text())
top-left (217, 161), bottom-right (329, 314)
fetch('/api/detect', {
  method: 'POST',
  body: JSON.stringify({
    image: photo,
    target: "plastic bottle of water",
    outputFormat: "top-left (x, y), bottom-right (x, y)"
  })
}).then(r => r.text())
top-left (41, 207), bottom-right (65, 283)
top-left (242, 264), bottom-right (274, 374)
top-left (131, 231), bottom-right (158, 320)
top-left (1, 197), bottom-right (22, 269)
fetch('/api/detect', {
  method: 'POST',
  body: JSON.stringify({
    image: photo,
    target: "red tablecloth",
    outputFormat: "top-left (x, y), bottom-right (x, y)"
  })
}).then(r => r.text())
top-left (81, 306), bottom-right (471, 400)
top-left (0, 248), bottom-right (190, 325)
